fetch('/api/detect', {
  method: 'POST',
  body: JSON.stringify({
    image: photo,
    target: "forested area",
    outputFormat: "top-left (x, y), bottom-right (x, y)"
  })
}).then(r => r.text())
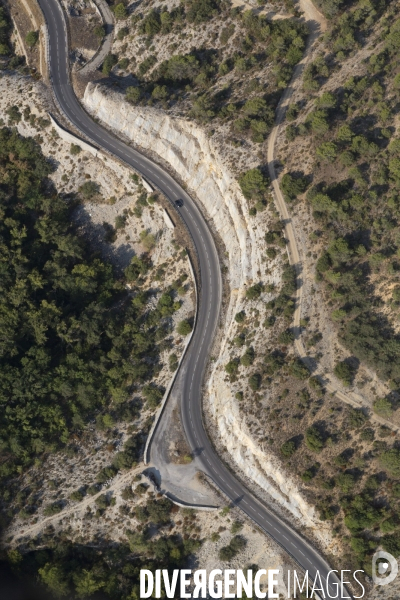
top-left (0, 127), bottom-right (170, 483)
top-left (110, 0), bottom-right (308, 144)
top-left (283, 0), bottom-right (400, 387)
top-left (0, 5), bottom-right (26, 71)
top-left (0, 127), bottom-right (205, 597)
top-left (0, 5), bottom-right (12, 57)
top-left (1, 500), bottom-right (202, 599)
top-left (265, 0), bottom-right (400, 573)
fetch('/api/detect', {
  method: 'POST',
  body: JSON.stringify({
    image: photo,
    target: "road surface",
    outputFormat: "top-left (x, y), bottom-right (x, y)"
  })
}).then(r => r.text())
top-left (37, 0), bottom-right (351, 596)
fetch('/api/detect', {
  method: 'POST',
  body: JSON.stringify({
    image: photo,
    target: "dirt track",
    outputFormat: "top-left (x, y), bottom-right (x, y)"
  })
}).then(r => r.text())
top-left (267, 0), bottom-right (400, 433)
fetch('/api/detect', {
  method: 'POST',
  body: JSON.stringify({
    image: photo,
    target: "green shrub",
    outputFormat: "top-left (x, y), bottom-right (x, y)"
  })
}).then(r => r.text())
top-left (186, 0), bottom-right (220, 23)
top-left (169, 353), bottom-right (178, 371)
top-left (96, 465), bottom-right (118, 483)
top-left (225, 360), bottom-right (239, 376)
top-left (142, 384), bottom-right (163, 409)
top-left (87, 484), bottom-right (99, 496)
top-left (118, 58), bottom-right (130, 70)
top-left (95, 494), bottom-right (109, 510)
top-left (289, 359), bottom-right (309, 380)
top-left (25, 31), bottom-right (39, 48)
top-left (278, 329), bottom-right (294, 344)
top-left (79, 180), bottom-right (99, 199)
top-left (126, 86), bottom-right (142, 105)
top-left (43, 502), bottom-right (63, 516)
top-left (102, 53), bottom-right (118, 75)
top-left (117, 27), bottom-right (129, 40)
top-left (347, 408), bottom-right (368, 429)
top-left (305, 425), bottom-right (325, 452)
top-left (6, 106), bottom-right (21, 124)
top-left (115, 215), bottom-right (127, 229)
top-left (333, 361), bottom-right (353, 386)
top-left (124, 255), bottom-right (150, 282)
top-left (70, 143), bottom-right (81, 155)
top-left (69, 490), bottom-right (84, 502)
top-left (380, 448), bottom-right (400, 477)
top-left (336, 473), bottom-right (356, 493)
top-left (94, 25), bottom-right (105, 38)
top-left (280, 440), bottom-right (297, 458)
top-left (240, 347), bottom-right (255, 366)
top-left (219, 535), bottom-right (247, 561)
top-left (235, 311), bottom-right (246, 323)
top-left (248, 373), bottom-right (261, 390)
top-left (360, 428), bottom-right (374, 441)
top-left (246, 284), bottom-right (262, 300)
top-left (239, 168), bottom-right (269, 201)
top-left (121, 485), bottom-right (134, 500)
top-left (231, 520), bottom-right (243, 534)
top-left (177, 320), bottom-right (192, 336)
top-left (146, 497), bottom-right (173, 524)
top-left (381, 517), bottom-right (398, 533)
top-left (140, 230), bottom-right (156, 251)
top-left (281, 173), bottom-right (308, 201)
top-left (373, 398), bottom-right (394, 419)
top-left (113, 3), bottom-right (128, 19)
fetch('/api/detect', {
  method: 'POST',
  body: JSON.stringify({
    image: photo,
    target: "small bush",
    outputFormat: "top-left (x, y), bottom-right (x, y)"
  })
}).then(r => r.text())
top-left (289, 359), bottom-right (309, 380)
top-left (70, 143), bottom-right (81, 155)
top-left (305, 425), bottom-right (325, 452)
top-left (333, 361), bottom-right (353, 386)
top-left (248, 373), bottom-right (261, 390)
top-left (102, 53), bottom-right (118, 75)
top-left (140, 230), bottom-right (156, 251)
top-left (360, 428), bottom-right (374, 441)
top-left (231, 520), bottom-right (243, 534)
top-left (69, 490), bottom-right (84, 502)
top-left (219, 535), bottom-right (247, 561)
top-left (177, 320), bottom-right (192, 336)
top-left (280, 440), bottom-right (297, 458)
top-left (225, 360), bottom-right (239, 376)
top-left (240, 347), bottom-right (255, 366)
top-left (96, 465), bottom-right (118, 483)
top-left (95, 494), bottom-right (109, 510)
top-left (94, 25), bottom-right (105, 38)
top-left (43, 502), bottom-right (63, 516)
top-left (25, 31), bottom-right (39, 48)
top-left (115, 215), bottom-right (127, 229)
top-left (246, 283), bottom-right (262, 300)
top-left (113, 3), bottom-right (128, 19)
top-left (169, 353), bottom-right (178, 371)
top-left (79, 180), bottom-right (99, 199)
top-left (374, 398), bottom-right (394, 419)
top-left (380, 448), bottom-right (400, 477)
top-left (142, 384), bottom-right (163, 409)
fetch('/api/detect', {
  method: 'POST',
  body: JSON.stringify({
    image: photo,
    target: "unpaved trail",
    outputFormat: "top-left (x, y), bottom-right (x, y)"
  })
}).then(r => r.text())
top-left (6, 465), bottom-right (143, 542)
top-left (267, 0), bottom-right (400, 433)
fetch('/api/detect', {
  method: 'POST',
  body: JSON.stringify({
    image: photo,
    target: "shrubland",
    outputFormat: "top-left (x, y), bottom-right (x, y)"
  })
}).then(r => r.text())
top-left (282, 0), bottom-right (400, 389)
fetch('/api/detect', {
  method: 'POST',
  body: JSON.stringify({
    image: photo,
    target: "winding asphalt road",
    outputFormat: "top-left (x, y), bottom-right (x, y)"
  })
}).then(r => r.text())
top-left (36, 0), bottom-right (352, 596)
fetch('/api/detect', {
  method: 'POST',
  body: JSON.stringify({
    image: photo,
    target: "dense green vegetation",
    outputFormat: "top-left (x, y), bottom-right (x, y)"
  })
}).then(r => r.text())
top-left (115, 3), bottom-right (307, 147)
top-left (268, 0), bottom-right (400, 575)
top-left (0, 128), bottom-right (171, 483)
top-left (1, 500), bottom-right (201, 599)
top-left (0, 6), bottom-right (12, 57)
top-left (284, 0), bottom-right (400, 388)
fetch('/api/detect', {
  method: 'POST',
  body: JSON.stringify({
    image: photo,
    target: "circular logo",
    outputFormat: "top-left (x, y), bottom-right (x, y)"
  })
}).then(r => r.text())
top-left (372, 551), bottom-right (398, 586)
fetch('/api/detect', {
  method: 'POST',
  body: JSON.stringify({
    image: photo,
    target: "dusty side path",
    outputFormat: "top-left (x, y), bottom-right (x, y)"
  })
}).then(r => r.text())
top-left (267, 1), bottom-right (400, 433)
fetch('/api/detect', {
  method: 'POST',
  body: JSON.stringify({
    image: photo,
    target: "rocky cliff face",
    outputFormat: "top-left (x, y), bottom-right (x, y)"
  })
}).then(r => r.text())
top-left (84, 82), bottom-right (335, 549)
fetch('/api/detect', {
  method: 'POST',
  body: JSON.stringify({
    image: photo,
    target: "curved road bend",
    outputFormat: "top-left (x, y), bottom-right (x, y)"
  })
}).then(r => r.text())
top-left (38, 0), bottom-right (350, 596)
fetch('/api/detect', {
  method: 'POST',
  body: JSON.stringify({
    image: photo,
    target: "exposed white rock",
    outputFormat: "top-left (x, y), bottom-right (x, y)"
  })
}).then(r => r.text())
top-left (83, 82), bottom-right (336, 551)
